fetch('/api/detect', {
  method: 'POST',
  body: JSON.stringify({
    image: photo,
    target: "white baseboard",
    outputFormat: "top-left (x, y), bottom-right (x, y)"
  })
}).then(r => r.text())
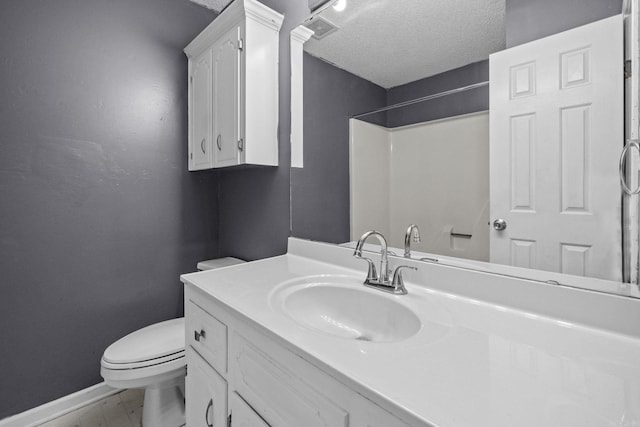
top-left (0, 382), bottom-right (119, 427)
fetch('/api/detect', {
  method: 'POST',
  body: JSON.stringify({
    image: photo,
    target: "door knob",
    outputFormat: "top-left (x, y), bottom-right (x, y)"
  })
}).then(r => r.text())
top-left (493, 219), bottom-right (507, 230)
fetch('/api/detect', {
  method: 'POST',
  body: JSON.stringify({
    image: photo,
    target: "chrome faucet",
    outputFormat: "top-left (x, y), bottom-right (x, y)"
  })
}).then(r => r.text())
top-left (353, 230), bottom-right (417, 295)
top-left (404, 224), bottom-right (421, 258)
top-left (354, 230), bottom-right (390, 284)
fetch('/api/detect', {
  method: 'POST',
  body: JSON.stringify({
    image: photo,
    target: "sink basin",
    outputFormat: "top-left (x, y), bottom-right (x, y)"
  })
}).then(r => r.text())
top-left (270, 275), bottom-right (422, 342)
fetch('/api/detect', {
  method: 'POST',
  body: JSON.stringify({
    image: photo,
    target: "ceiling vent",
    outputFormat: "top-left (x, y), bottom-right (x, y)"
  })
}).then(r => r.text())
top-left (304, 16), bottom-right (339, 40)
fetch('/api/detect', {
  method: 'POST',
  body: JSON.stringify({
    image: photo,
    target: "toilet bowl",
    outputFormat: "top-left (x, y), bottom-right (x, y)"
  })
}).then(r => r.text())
top-left (100, 257), bottom-right (245, 427)
top-left (101, 318), bottom-right (186, 427)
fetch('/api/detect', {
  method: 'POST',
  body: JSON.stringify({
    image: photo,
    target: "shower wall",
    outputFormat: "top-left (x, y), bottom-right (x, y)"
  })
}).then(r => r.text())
top-left (350, 112), bottom-right (490, 261)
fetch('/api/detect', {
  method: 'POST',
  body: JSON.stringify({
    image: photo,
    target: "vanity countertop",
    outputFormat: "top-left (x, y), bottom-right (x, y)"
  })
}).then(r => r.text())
top-left (181, 238), bottom-right (640, 427)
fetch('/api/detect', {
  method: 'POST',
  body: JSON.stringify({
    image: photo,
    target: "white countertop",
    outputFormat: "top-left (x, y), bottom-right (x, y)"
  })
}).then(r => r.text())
top-left (181, 238), bottom-right (640, 427)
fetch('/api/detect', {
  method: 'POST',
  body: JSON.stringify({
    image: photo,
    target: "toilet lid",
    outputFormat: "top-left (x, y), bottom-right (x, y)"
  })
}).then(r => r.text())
top-left (103, 317), bottom-right (185, 365)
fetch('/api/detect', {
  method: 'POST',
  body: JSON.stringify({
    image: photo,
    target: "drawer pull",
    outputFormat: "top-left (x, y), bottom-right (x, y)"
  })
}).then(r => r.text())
top-left (205, 398), bottom-right (214, 427)
top-left (194, 329), bottom-right (206, 342)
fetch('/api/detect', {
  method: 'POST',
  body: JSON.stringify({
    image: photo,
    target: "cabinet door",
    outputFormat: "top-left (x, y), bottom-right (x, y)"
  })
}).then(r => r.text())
top-left (213, 25), bottom-right (241, 168)
top-left (230, 392), bottom-right (270, 427)
top-left (189, 49), bottom-right (213, 170)
top-left (186, 348), bottom-right (228, 427)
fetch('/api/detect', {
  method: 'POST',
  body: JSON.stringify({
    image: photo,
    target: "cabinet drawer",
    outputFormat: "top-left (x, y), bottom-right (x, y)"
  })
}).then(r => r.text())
top-left (230, 332), bottom-right (348, 427)
top-left (186, 299), bottom-right (227, 374)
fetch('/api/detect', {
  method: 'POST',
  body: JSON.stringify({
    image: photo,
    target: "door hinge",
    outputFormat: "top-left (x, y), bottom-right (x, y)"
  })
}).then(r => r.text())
top-left (238, 138), bottom-right (244, 152)
top-left (227, 412), bottom-right (232, 427)
top-left (625, 59), bottom-right (632, 79)
top-left (238, 38), bottom-right (243, 51)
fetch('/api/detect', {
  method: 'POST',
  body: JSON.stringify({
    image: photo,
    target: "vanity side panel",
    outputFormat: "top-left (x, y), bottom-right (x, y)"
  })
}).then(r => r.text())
top-left (230, 331), bottom-right (349, 427)
top-left (229, 325), bottom-right (415, 427)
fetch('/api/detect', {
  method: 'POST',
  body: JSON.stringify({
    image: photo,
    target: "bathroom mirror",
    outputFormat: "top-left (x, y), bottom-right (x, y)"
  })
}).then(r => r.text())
top-left (290, 0), bottom-right (636, 295)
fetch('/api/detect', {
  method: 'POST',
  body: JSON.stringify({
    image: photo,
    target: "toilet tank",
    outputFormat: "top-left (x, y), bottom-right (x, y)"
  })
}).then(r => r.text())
top-left (197, 257), bottom-right (245, 271)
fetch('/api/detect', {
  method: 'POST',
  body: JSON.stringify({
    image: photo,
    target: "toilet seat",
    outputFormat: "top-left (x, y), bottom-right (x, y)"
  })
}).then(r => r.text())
top-left (101, 349), bottom-right (184, 370)
top-left (102, 317), bottom-right (184, 366)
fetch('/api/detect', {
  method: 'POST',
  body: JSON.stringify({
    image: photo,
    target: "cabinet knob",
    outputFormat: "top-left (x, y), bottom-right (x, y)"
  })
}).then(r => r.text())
top-left (194, 329), bottom-right (206, 341)
top-left (205, 398), bottom-right (214, 427)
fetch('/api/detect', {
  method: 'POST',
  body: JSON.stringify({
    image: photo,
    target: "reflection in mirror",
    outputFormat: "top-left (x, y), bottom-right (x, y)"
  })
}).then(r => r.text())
top-left (291, 0), bottom-right (633, 292)
top-left (349, 112), bottom-right (490, 262)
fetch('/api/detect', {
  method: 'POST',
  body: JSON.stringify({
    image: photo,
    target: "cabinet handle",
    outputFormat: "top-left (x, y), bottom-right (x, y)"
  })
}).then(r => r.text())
top-left (216, 134), bottom-right (222, 151)
top-left (205, 398), bottom-right (214, 427)
top-left (237, 138), bottom-right (244, 152)
top-left (201, 138), bottom-right (206, 154)
top-left (194, 329), bottom-right (206, 341)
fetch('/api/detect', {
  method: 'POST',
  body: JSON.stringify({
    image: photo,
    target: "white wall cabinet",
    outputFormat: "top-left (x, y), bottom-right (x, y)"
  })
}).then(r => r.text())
top-left (184, 0), bottom-right (283, 170)
top-left (184, 285), bottom-right (411, 427)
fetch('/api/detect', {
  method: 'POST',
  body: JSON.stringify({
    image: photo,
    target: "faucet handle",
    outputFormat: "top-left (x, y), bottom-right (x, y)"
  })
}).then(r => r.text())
top-left (355, 255), bottom-right (378, 283)
top-left (391, 265), bottom-right (417, 293)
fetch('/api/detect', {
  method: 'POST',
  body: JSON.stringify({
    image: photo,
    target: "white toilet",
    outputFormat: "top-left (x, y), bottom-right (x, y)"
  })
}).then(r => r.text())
top-left (100, 257), bottom-right (245, 427)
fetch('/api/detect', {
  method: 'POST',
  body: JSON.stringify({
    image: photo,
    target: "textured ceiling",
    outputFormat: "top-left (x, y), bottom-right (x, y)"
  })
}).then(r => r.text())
top-left (304, 0), bottom-right (506, 89)
top-left (188, 0), bottom-right (232, 12)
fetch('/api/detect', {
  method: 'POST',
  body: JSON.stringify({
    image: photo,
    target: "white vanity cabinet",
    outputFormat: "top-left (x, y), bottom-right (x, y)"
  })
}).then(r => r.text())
top-left (184, 0), bottom-right (283, 171)
top-left (185, 349), bottom-right (228, 427)
top-left (229, 392), bottom-right (270, 427)
top-left (184, 285), bottom-right (411, 427)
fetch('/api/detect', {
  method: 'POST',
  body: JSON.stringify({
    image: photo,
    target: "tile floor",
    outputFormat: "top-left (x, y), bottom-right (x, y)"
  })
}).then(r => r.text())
top-left (37, 389), bottom-right (144, 427)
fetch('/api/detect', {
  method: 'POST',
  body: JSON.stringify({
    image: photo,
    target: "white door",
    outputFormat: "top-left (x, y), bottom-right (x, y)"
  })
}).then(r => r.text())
top-left (230, 392), bottom-right (271, 427)
top-left (624, 0), bottom-right (640, 284)
top-left (213, 25), bottom-right (241, 168)
top-left (190, 49), bottom-right (213, 171)
top-left (489, 15), bottom-right (623, 281)
top-left (186, 349), bottom-right (228, 427)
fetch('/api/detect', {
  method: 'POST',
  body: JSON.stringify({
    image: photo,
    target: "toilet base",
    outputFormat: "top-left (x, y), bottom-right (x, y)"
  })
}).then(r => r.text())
top-left (141, 375), bottom-right (185, 427)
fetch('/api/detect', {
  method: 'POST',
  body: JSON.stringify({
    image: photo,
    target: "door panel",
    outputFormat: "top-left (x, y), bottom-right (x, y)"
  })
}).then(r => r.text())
top-left (190, 50), bottom-right (212, 170)
top-left (230, 392), bottom-right (270, 427)
top-left (213, 26), bottom-right (240, 168)
top-left (186, 348), bottom-right (228, 427)
top-left (490, 15), bottom-right (623, 281)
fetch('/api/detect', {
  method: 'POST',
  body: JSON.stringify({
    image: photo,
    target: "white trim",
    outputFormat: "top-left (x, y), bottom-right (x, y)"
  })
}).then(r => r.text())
top-left (0, 382), bottom-right (119, 427)
top-left (290, 25), bottom-right (314, 168)
top-left (244, 0), bottom-right (284, 31)
top-left (623, 1), bottom-right (640, 284)
top-left (185, 0), bottom-right (283, 58)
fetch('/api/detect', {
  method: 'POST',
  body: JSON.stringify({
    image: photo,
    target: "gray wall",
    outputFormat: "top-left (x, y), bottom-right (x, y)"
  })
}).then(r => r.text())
top-left (0, 0), bottom-right (218, 418)
top-left (506, 0), bottom-right (622, 47)
top-left (218, 0), bottom-right (310, 261)
top-left (386, 61), bottom-right (489, 128)
top-left (290, 53), bottom-right (386, 243)
top-left (308, 0), bottom-right (330, 12)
